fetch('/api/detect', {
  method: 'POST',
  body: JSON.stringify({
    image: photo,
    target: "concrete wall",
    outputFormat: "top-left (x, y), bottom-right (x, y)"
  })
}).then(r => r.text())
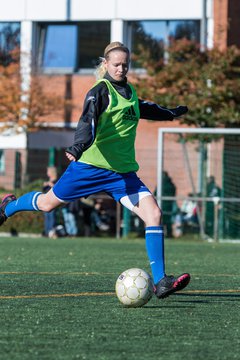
top-left (0, 0), bottom-right (203, 21)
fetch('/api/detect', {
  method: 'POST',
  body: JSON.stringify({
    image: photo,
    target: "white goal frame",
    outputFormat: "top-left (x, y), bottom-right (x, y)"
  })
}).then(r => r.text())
top-left (157, 127), bottom-right (240, 242)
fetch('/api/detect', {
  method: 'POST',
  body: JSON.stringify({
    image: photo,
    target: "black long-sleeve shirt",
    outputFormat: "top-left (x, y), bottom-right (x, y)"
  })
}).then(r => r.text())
top-left (66, 72), bottom-right (188, 160)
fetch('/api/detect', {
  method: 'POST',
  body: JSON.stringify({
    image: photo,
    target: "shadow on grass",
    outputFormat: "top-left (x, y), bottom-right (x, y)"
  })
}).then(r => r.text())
top-left (175, 292), bottom-right (240, 298)
top-left (144, 292), bottom-right (240, 308)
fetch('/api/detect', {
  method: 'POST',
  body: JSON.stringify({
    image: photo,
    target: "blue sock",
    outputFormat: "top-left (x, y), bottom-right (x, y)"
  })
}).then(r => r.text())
top-left (5, 191), bottom-right (42, 218)
top-left (145, 226), bottom-right (165, 284)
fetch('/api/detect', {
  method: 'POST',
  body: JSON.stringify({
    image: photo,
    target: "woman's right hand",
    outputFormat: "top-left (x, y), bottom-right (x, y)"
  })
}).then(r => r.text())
top-left (65, 151), bottom-right (76, 162)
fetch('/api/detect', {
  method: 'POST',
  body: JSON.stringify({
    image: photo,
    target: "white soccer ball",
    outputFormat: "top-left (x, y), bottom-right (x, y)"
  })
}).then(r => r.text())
top-left (115, 268), bottom-right (154, 307)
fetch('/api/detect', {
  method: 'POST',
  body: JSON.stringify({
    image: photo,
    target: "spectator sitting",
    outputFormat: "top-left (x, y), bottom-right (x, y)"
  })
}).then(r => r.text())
top-left (90, 199), bottom-right (110, 232)
top-left (79, 197), bottom-right (110, 235)
top-left (181, 193), bottom-right (198, 226)
top-left (62, 199), bottom-right (80, 237)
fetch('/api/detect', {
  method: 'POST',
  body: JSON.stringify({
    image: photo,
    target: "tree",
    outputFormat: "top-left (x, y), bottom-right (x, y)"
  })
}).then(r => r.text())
top-left (130, 22), bottom-right (164, 70)
top-left (0, 49), bottom-right (64, 133)
top-left (133, 39), bottom-right (240, 128)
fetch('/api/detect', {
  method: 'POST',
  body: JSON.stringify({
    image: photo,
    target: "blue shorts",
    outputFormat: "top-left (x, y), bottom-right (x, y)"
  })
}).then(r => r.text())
top-left (53, 162), bottom-right (151, 203)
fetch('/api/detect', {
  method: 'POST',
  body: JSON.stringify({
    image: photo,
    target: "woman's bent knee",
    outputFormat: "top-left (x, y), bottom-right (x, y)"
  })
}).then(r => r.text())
top-left (150, 207), bottom-right (162, 225)
top-left (140, 206), bottom-right (162, 227)
top-left (37, 192), bottom-right (60, 212)
top-left (37, 199), bottom-right (54, 212)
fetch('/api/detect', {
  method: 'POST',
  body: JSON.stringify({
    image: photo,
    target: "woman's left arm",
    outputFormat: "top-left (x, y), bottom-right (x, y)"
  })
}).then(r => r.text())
top-left (139, 99), bottom-right (188, 121)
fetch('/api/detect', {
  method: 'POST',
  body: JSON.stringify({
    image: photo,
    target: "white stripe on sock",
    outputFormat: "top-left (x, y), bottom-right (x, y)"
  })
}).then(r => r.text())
top-left (32, 192), bottom-right (41, 210)
top-left (145, 230), bottom-right (163, 234)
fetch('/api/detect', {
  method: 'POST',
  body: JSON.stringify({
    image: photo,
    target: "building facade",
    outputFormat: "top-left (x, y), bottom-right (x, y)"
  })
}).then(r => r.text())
top-left (0, 0), bottom-right (238, 191)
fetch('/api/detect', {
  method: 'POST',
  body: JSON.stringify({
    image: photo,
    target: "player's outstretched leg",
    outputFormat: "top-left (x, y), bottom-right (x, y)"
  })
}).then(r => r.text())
top-left (154, 273), bottom-right (191, 299)
top-left (0, 194), bottom-right (17, 226)
top-left (0, 191), bottom-right (42, 227)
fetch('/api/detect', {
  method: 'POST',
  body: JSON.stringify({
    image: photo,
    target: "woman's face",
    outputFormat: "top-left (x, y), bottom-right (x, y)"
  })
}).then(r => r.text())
top-left (104, 50), bottom-right (130, 81)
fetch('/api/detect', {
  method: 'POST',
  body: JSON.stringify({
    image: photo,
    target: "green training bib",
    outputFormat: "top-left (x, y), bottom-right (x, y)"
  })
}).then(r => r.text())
top-left (80, 79), bottom-right (140, 173)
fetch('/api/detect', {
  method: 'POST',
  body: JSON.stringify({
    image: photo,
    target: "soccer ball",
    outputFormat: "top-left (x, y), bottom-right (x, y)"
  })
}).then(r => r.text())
top-left (115, 268), bottom-right (154, 307)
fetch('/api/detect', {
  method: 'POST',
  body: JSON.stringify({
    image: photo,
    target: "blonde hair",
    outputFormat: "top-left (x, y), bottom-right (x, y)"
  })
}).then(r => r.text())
top-left (95, 59), bottom-right (107, 80)
top-left (95, 41), bottom-right (130, 80)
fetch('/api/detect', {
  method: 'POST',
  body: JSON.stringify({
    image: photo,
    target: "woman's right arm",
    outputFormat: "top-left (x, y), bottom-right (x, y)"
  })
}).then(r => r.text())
top-left (65, 83), bottom-right (109, 161)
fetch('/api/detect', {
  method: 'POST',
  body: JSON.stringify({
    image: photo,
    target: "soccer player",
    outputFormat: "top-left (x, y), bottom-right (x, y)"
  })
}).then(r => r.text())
top-left (0, 42), bottom-right (190, 298)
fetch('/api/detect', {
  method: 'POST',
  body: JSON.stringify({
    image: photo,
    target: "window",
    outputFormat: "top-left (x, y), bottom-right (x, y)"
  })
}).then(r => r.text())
top-left (0, 22), bottom-right (20, 65)
top-left (77, 22), bottom-right (110, 69)
top-left (38, 22), bottom-right (110, 73)
top-left (0, 150), bottom-right (5, 174)
top-left (168, 20), bottom-right (200, 41)
top-left (42, 25), bottom-right (77, 69)
top-left (127, 20), bottom-right (200, 68)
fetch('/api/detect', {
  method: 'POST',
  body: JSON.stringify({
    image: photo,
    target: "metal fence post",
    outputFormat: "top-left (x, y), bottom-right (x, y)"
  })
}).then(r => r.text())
top-left (123, 207), bottom-right (131, 237)
top-left (213, 197), bottom-right (220, 242)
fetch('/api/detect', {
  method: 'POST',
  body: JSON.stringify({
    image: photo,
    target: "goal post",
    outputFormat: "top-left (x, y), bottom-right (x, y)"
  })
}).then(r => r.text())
top-left (157, 127), bottom-right (240, 242)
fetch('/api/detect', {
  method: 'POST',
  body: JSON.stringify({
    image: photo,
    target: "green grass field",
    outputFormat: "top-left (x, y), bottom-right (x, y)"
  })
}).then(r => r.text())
top-left (0, 235), bottom-right (239, 360)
